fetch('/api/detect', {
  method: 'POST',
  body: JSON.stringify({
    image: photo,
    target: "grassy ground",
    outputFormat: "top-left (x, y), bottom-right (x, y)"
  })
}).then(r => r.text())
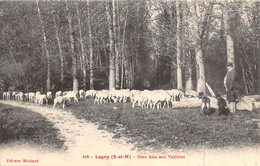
top-left (0, 103), bottom-right (65, 150)
top-left (67, 98), bottom-right (260, 151)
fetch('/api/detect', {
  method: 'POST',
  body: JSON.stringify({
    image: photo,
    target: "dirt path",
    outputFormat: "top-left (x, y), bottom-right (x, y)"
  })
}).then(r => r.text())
top-left (0, 100), bottom-right (259, 166)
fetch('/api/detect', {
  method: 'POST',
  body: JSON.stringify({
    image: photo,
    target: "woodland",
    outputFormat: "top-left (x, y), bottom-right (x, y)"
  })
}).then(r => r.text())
top-left (0, 0), bottom-right (259, 95)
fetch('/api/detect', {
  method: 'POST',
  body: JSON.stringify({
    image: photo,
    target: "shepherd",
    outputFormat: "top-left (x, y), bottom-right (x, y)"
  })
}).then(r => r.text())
top-left (224, 62), bottom-right (237, 113)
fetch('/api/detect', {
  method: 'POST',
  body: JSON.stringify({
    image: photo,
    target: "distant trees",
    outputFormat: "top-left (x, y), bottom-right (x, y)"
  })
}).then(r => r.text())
top-left (0, 0), bottom-right (258, 95)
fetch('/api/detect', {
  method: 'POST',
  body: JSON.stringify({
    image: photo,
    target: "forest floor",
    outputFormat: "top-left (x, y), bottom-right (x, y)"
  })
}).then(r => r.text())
top-left (0, 98), bottom-right (259, 166)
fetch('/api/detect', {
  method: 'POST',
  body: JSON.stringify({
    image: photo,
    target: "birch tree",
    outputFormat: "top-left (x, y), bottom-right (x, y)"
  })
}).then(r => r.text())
top-left (36, 0), bottom-right (51, 92)
top-left (65, 0), bottom-right (78, 92)
top-left (189, 2), bottom-right (206, 93)
top-left (106, 0), bottom-right (115, 90)
top-left (76, 1), bottom-right (87, 90)
top-left (112, 0), bottom-right (120, 89)
top-left (86, 0), bottom-right (94, 90)
top-left (120, 6), bottom-right (128, 89)
top-left (51, 1), bottom-right (64, 90)
top-left (176, 0), bottom-right (183, 90)
top-left (222, 3), bottom-right (235, 68)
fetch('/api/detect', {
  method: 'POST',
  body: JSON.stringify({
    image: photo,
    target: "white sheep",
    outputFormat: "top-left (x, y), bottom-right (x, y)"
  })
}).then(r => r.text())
top-left (64, 91), bottom-right (78, 102)
top-left (55, 91), bottom-right (62, 98)
top-left (53, 96), bottom-right (68, 109)
top-left (132, 90), bottom-right (151, 108)
top-left (29, 92), bottom-right (36, 103)
top-left (23, 93), bottom-right (29, 102)
top-left (46, 91), bottom-right (52, 99)
top-left (79, 89), bottom-right (85, 99)
top-left (12, 91), bottom-right (19, 101)
top-left (85, 90), bottom-right (97, 98)
top-left (35, 94), bottom-right (48, 106)
top-left (185, 90), bottom-right (199, 98)
top-left (94, 90), bottom-right (109, 104)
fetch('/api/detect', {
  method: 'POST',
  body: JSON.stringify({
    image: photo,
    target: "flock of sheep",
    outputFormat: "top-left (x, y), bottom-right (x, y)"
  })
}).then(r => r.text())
top-left (2, 88), bottom-right (195, 110)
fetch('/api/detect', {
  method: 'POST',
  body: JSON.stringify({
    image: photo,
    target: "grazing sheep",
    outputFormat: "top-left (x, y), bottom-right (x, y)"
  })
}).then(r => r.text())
top-left (62, 91), bottom-right (68, 96)
top-left (12, 91), bottom-right (19, 101)
top-left (166, 89), bottom-right (184, 101)
top-left (131, 90), bottom-right (151, 108)
top-left (17, 92), bottom-right (24, 102)
top-left (55, 91), bottom-right (62, 98)
top-left (2, 92), bottom-right (9, 100)
top-left (23, 93), bottom-right (29, 102)
top-left (29, 92), bottom-right (36, 103)
top-left (64, 91), bottom-right (78, 102)
top-left (85, 90), bottom-right (97, 98)
top-left (108, 89), bottom-right (130, 103)
top-left (53, 96), bottom-right (68, 109)
top-left (94, 90), bottom-right (109, 104)
top-left (46, 91), bottom-right (52, 99)
top-left (130, 90), bottom-right (141, 102)
top-left (185, 90), bottom-right (199, 98)
top-left (35, 94), bottom-right (48, 106)
top-left (79, 89), bottom-right (85, 99)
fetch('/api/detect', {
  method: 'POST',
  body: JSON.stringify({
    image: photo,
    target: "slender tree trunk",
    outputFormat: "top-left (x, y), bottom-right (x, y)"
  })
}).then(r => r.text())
top-left (51, 3), bottom-right (64, 91)
top-left (106, 0), bottom-right (115, 90)
top-left (176, 0), bottom-right (183, 90)
top-left (165, 0), bottom-right (175, 89)
top-left (36, 0), bottom-right (51, 92)
top-left (120, 7), bottom-right (128, 89)
top-left (65, 0), bottom-right (78, 92)
top-left (86, 0), bottom-right (94, 90)
top-left (112, 0), bottom-right (120, 89)
top-left (186, 66), bottom-right (193, 90)
top-left (189, 2), bottom-right (206, 93)
top-left (222, 4), bottom-right (235, 68)
top-left (76, 2), bottom-right (87, 90)
top-left (185, 51), bottom-right (193, 90)
top-left (120, 55), bottom-right (124, 89)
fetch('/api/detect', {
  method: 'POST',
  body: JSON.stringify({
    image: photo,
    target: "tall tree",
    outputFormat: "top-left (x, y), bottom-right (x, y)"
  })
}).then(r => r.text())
top-left (120, 5), bottom-right (128, 89)
top-left (36, 0), bottom-right (51, 92)
top-left (222, 3), bottom-right (235, 68)
top-left (76, 1), bottom-right (87, 90)
top-left (51, 1), bottom-right (64, 90)
top-left (65, 0), bottom-right (78, 92)
top-left (146, 0), bottom-right (161, 88)
top-left (189, 2), bottom-right (206, 93)
top-left (176, 0), bottom-right (183, 90)
top-left (86, 0), bottom-right (94, 90)
top-left (112, 0), bottom-right (120, 89)
top-left (106, 0), bottom-right (115, 90)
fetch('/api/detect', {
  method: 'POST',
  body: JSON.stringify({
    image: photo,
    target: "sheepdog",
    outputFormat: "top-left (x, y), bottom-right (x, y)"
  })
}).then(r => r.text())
top-left (198, 92), bottom-right (215, 116)
top-left (215, 94), bottom-right (230, 116)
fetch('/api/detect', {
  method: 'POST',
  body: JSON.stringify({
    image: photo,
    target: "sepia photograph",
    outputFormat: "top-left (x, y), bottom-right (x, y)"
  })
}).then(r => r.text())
top-left (0, 0), bottom-right (259, 165)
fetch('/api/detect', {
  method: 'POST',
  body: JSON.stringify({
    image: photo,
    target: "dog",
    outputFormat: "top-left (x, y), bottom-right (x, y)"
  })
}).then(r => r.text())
top-left (215, 94), bottom-right (230, 116)
top-left (198, 92), bottom-right (215, 116)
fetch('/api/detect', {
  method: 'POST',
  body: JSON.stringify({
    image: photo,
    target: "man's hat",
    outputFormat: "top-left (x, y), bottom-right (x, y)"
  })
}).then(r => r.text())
top-left (226, 62), bottom-right (233, 67)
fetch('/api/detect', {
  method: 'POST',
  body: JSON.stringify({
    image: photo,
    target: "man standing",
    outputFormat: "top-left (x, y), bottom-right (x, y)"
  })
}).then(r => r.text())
top-left (224, 62), bottom-right (237, 113)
